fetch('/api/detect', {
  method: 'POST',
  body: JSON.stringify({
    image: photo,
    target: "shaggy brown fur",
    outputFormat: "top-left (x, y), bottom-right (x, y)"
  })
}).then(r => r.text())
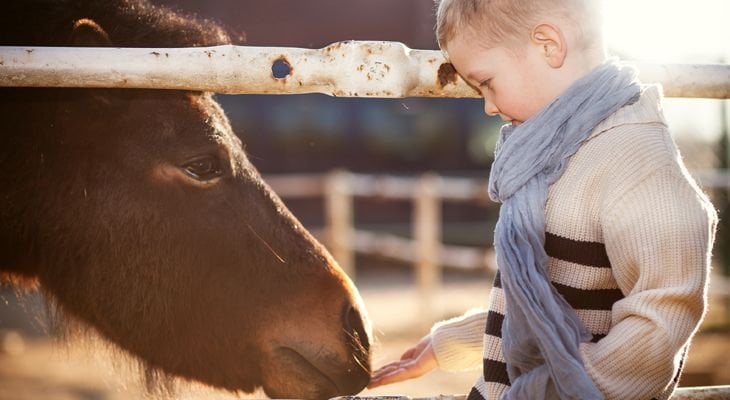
top-left (0, 1), bottom-right (370, 398)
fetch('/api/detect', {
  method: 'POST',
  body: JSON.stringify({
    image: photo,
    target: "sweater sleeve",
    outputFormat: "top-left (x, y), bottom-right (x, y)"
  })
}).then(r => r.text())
top-left (579, 165), bottom-right (717, 400)
top-left (429, 308), bottom-right (487, 372)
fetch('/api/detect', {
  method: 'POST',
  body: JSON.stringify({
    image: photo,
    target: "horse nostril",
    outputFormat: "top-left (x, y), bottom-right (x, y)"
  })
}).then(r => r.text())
top-left (343, 304), bottom-right (370, 352)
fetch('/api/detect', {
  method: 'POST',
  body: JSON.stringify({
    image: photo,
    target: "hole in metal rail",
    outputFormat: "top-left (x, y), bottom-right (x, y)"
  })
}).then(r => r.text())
top-left (272, 58), bottom-right (292, 79)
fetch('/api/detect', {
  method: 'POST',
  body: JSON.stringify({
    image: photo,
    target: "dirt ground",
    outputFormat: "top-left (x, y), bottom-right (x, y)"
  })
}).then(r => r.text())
top-left (1, 268), bottom-right (729, 400)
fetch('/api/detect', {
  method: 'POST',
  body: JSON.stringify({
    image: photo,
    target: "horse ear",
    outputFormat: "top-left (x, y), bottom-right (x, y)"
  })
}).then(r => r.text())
top-left (71, 18), bottom-right (112, 46)
top-left (70, 18), bottom-right (115, 105)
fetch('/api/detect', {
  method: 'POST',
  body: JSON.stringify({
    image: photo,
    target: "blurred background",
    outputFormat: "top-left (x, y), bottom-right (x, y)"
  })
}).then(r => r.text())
top-left (1, 0), bottom-right (729, 398)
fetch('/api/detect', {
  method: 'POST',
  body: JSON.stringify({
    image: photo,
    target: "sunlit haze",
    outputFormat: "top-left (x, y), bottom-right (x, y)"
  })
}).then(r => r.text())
top-left (601, 0), bottom-right (729, 143)
top-left (602, 0), bottom-right (729, 63)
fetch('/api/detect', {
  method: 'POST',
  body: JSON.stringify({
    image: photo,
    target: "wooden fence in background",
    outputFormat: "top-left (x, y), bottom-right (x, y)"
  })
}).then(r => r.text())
top-left (267, 170), bottom-right (730, 327)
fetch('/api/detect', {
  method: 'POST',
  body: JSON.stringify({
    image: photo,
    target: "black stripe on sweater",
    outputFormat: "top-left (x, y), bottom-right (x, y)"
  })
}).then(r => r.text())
top-left (553, 282), bottom-right (624, 310)
top-left (488, 313), bottom-right (605, 343)
top-left (544, 231), bottom-right (612, 268)
top-left (466, 386), bottom-right (486, 400)
top-left (494, 269), bottom-right (623, 311)
top-left (485, 310), bottom-right (505, 337)
top-left (591, 333), bottom-right (606, 343)
top-left (484, 358), bottom-right (511, 386)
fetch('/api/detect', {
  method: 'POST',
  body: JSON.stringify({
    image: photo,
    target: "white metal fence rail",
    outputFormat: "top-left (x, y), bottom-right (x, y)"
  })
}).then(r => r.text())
top-left (2, 42), bottom-right (730, 98)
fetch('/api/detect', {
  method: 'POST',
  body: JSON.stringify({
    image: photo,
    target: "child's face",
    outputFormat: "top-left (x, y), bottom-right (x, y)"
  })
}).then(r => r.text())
top-left (445, 33), bottom-right (558, 126)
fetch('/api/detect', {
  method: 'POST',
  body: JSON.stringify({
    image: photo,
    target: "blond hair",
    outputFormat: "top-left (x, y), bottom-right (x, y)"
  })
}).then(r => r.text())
top-left (435, 0), bottom-right (602, 52)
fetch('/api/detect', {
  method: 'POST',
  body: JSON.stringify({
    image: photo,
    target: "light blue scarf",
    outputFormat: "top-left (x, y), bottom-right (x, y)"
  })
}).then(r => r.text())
top-left (488, 59), bottom-right (640, 399)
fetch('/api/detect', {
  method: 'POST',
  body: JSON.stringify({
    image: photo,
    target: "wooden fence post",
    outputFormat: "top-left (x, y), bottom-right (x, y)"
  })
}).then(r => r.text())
top-left (414, 173), bottom-right (442, 329)
top-left (325, 169), bottom-right (355, 281)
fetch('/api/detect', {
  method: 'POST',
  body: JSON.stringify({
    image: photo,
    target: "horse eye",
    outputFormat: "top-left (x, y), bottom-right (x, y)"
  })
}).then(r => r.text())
top-left (182, 156), bottom-right (223, 181)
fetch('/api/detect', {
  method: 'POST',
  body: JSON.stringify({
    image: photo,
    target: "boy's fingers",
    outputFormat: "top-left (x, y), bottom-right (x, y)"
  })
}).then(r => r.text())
top-left (369, 367), bottom-right (408, 388)
top-left (372, 347), bottom-right (424, 375)
top-left (368, 361), bottom-right (427, 388)
top-left (368, 338), bottom-right (436, 389)
top-left (370, 363), bottom-right (403, 381)
top-left (371, 351), bottom-right (419, 380)
top-left (368, 369), bottom-right (404, 388)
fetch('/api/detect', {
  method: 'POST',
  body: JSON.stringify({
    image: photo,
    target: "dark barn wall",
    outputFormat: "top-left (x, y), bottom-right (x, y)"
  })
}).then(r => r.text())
top-left (154, 0), bottom-right (439, 49)
top-left (149, 0), bottom-right (502, 175)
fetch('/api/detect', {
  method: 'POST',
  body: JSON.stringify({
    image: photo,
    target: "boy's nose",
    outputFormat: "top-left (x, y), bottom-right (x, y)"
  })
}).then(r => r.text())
top-left (484, 100), bottom-right (499, 117)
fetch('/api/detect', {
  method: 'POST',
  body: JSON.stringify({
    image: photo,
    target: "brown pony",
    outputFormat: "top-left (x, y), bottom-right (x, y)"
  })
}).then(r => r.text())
top-left (0, 1), bottom-right (370, 398)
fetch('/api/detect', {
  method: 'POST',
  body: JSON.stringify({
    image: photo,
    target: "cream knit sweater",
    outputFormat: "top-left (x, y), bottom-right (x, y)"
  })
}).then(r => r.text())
top-left (430, 86), bottom-right (717, 400)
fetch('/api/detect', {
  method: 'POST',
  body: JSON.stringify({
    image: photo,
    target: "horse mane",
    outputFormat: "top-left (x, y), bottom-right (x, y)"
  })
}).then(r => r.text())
top-left (0, 0), bottom-right (236, 47)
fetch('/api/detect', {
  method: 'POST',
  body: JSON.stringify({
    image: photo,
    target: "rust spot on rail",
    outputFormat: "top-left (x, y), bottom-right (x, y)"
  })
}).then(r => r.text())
top-left (324, 41), bottom-right (344, 54)
top-left (437, 62), bottom-right (458, 87)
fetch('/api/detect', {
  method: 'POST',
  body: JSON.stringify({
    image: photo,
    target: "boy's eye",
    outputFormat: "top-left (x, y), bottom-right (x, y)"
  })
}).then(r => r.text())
top-left (480, 79), bottom-right (492, 89)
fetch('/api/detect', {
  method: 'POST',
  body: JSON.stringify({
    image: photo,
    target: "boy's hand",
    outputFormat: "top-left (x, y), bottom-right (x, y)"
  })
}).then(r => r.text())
top-left (368, 334), bottom-right (438, 388)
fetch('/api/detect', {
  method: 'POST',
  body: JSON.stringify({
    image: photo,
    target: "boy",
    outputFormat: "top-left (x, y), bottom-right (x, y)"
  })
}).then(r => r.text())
top-left (369, 0), bottom-right (717, 399)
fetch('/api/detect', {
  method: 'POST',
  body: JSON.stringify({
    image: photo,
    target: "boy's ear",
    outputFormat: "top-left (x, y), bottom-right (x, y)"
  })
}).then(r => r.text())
top-left (531, 24), bottom-right (567, 68)
top-left (70, 18), bottom-right (112, 46)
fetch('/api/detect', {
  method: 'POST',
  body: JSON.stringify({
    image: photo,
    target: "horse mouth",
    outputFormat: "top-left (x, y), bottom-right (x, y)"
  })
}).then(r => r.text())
top-left (265, 346), bottom-right (340, 399)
